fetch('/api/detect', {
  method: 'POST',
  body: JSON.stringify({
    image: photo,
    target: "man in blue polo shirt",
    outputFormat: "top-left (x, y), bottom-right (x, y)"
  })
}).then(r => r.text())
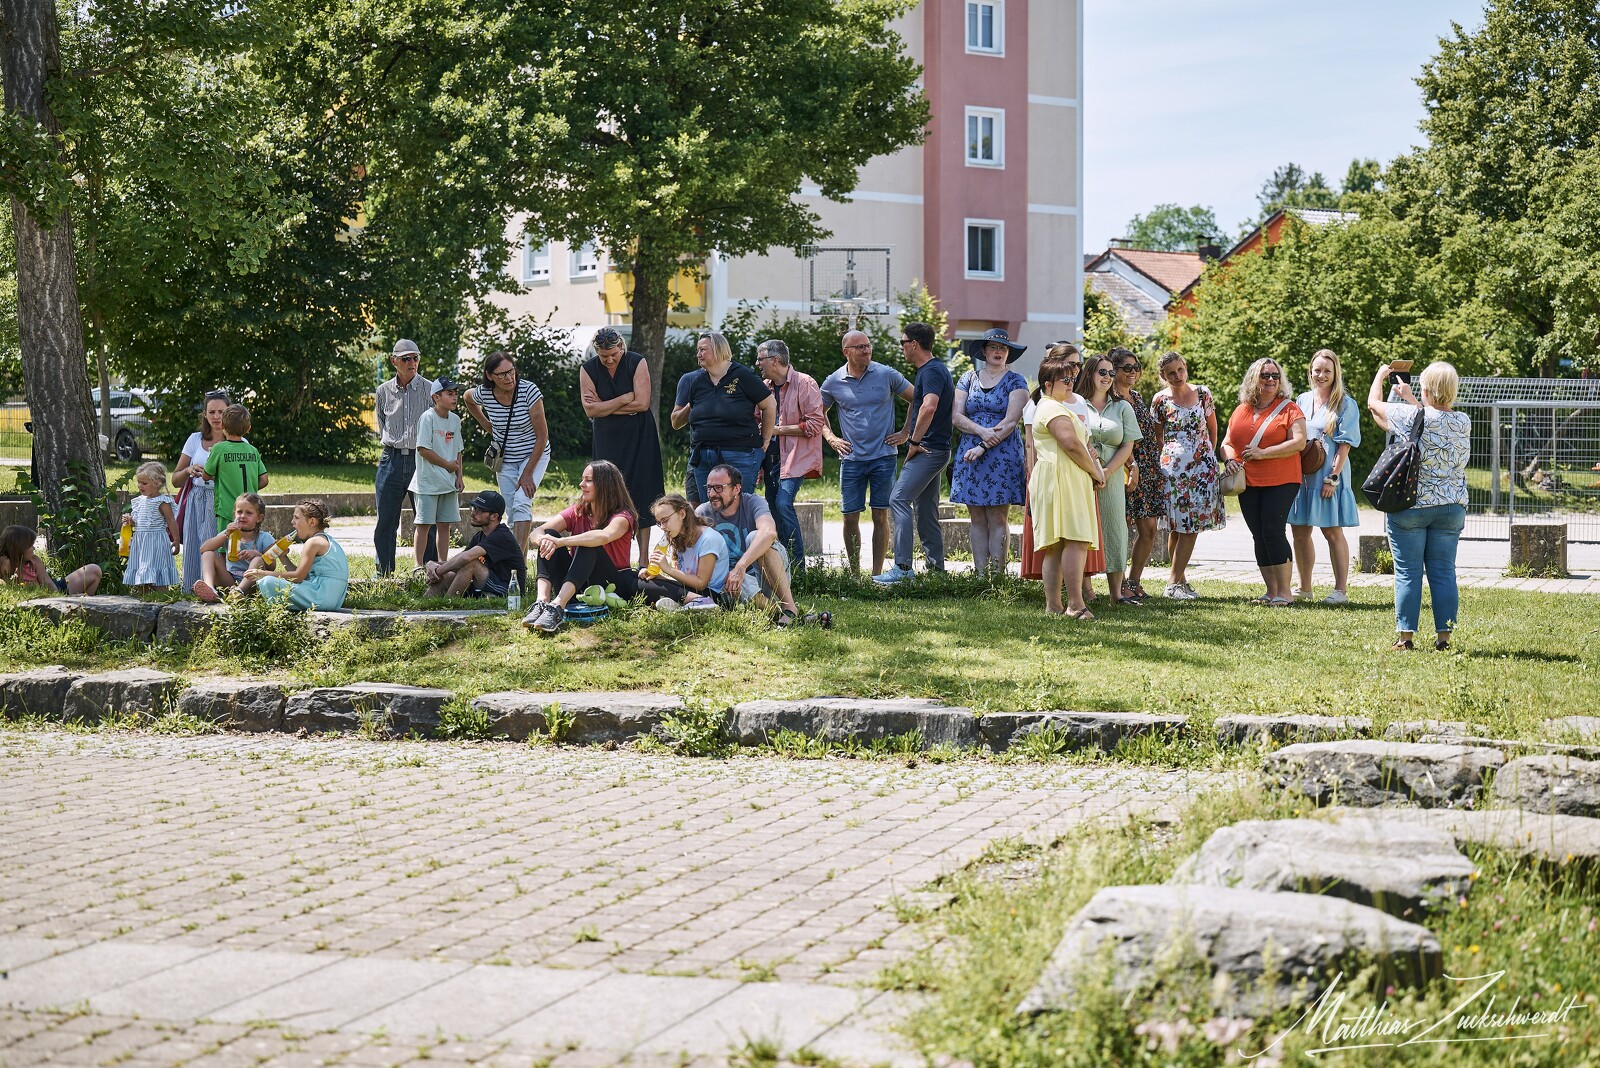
top-left (875, 322), bottom-right (954, 585)
top-left (820, 330), bottom-right (915, 574)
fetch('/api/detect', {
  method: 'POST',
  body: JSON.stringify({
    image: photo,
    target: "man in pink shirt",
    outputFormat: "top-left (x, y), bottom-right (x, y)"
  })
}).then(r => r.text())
top-left (756, 340), bottom-right (824, 570)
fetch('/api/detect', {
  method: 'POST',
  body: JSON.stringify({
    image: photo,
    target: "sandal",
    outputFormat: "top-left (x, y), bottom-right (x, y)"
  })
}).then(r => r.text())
top-left (1435, 637), bottom-right (1451, 652)
top-left (804, 611), bottom-right (833, 630)
top-left (1115, 595), bottom-right (1143, 606)
top-left (1124, 580), bottom-right (1147, 599)
top-left (1250, 595), bottom-right (1273, 605)
top-left (192, 580), bottom-right (219, 604)
top-left (775, 607), bottom-right (799, 629)
top-left (1066, 608), bottom-right (1097, 621)
top-left (1265, 597), bottom-right (1292, 607)
top-left (1390, 638), bottom-right (1415, 652)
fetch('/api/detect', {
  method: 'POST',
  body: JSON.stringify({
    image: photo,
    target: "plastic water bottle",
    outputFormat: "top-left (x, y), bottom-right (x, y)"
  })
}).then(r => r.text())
top-left (506, 572), bottom-right (521, 615)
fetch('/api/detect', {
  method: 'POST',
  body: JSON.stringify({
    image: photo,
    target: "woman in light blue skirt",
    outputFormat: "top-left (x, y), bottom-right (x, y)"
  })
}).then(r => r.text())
top-left (1289, 349), bottom-right (1361, 604)
top-left (251, 500), bottom-right (349, 612)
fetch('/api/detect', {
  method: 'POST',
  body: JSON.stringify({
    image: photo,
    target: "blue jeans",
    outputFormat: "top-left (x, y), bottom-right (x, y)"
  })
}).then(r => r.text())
top-left (1387, 504), bottom-right (1466, 634)
top-left (692, 445), bottom-right (765, 503)
top-left (374, 447), bottom-right (417, 577)
top-left (891, 448), bottom-right (948, 571)
top-left (766, 476), bottom-right (806, 567)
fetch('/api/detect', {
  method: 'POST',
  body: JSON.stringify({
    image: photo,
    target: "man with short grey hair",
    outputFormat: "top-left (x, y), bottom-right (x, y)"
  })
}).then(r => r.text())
top-left (375, 339), bottom-right (434, 577)
top-left (756, 339), bottom-right (823, 567)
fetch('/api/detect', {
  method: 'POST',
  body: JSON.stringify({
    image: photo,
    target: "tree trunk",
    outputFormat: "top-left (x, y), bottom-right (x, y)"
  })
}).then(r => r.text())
top-left (1, 0), bottom-right (113, 559)
top-left (629, 238), bottom-right (673, 418)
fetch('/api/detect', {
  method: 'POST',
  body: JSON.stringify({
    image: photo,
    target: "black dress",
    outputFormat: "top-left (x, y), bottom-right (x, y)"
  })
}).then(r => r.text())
top-left (585, 351), bottom-right (665, 528)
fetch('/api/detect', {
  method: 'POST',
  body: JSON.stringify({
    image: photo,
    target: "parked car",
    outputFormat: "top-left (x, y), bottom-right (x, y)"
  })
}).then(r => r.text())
top-left (91, 388), bottom-right (156, 463)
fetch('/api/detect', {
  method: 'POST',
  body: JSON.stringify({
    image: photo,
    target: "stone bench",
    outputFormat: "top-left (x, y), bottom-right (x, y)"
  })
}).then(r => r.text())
top-left (728, 697), bottom-right (976, 750)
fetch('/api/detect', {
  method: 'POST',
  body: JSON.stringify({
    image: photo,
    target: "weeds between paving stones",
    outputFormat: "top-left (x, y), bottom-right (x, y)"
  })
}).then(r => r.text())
top-left (885, 783), bottom-right (1600, 1067)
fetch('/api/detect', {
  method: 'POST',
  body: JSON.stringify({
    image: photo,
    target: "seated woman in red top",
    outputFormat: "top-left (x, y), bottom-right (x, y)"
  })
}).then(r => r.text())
top-left (1221, 358), bottom-right (1307, 607)
top-left (523, 460), bottom-right (638, 634)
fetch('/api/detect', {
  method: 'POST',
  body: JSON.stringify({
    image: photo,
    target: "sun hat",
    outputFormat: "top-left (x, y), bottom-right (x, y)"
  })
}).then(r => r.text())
top-left (392, 339), bottom-right (421, 356)
top-left (963, 328), bottom-right (1027, 364)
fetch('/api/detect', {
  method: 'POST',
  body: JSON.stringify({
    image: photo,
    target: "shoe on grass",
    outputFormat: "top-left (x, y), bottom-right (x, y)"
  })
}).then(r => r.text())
top-left (519, 600), bottom-right (550, 629)
top-left (1293, 589), bottom-right (1315, 600)
top-left (1164, 583), bottom-right (1183, 599)
top-left (192, 580), bottom-right (219, 604)
top-left (872, 565), bottom-right (914, 585)
top-left (655, 597), bottom-right (683, 612)
top-left (534, 603), bottom-right (565, 633)
top-left (1176, 583), bottom-right (1200, 600)
top-left (1322, 590), bottom-right (1349, 605)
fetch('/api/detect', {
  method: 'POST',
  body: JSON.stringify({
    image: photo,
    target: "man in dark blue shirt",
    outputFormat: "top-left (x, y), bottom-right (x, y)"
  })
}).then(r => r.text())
top-left (875, 322), bottom-right (954, 584)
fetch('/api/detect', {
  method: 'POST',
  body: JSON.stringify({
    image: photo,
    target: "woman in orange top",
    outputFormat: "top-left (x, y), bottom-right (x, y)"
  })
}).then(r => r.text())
top-left (1222, 359), bottom-right (1307, 606)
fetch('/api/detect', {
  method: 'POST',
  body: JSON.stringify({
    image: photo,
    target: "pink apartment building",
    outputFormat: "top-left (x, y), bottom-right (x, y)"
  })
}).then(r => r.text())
top-left (490, 0), bottom-right (1081, 371)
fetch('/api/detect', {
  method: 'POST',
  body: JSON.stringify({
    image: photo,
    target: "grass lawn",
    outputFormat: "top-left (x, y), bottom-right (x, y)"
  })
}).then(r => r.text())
top-left (0, 572), bottom-right (1593, 750)
top-left (888, 782), bottom-right (1599, 1066)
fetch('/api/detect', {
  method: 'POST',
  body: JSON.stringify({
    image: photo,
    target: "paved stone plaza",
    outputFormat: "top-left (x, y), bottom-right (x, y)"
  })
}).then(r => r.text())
top-left (0, 731), bottom-right (1216, 1066)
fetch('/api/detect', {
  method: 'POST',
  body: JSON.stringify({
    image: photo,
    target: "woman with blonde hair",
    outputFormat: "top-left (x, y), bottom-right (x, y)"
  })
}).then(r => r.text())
top-left (1028, 350), bottom-right (1106, 618)
top-left (1368, 361), bottom-right (1470, 651)
top-left (671, 331), bottom-right (776, 502)
top-left (1290, 349), bottom-right (1361, 603)
top-left (1222, 358), bottom-right (1307, 605)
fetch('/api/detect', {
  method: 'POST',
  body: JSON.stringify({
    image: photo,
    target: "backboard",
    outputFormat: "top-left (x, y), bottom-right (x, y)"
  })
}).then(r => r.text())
top-left (802, 246), bottom-right (892, 318)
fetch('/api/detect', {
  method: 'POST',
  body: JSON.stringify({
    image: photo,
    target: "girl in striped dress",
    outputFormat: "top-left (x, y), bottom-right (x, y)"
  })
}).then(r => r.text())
top-left (124, 462), bottom-right (181, 592)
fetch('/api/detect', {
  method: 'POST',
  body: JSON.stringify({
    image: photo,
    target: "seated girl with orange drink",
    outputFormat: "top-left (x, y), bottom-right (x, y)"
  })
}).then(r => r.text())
top-left (638, 494), bottom-right (726, 610)
top-left (193, 493), bottom-right (279, 602)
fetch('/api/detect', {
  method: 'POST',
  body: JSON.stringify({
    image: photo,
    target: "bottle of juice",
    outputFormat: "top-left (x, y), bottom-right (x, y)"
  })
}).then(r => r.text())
top-left (644, 528), bottom-right (671, 577)
top-left (259, 534), bottom-right (295, 566)
top-left (226, 529), bottom-right (241, 562)
top-left (118, 514), bottom-right (133, 558)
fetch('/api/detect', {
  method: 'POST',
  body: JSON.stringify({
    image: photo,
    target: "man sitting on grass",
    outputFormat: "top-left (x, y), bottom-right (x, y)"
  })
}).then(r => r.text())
top-left (694, 463), bottom-right (804, 626)
top-left (424, 490), bottom-right (527, 599)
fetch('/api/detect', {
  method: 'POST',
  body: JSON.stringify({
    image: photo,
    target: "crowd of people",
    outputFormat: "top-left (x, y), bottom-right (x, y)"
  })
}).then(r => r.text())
top-left (0, 324), bottom-right (1473, 648)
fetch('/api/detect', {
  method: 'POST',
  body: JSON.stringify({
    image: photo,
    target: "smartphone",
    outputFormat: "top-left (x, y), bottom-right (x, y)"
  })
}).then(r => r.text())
top-left (1390, 359), bottom-right (1414, 385)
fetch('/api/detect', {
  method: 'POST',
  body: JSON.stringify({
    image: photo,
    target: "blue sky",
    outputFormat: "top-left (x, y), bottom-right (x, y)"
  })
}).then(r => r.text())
top-left (1083, 0), bottom-right (1488, 251)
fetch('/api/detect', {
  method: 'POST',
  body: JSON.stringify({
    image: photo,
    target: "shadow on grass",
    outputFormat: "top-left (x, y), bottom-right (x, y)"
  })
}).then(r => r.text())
top-left (1462, 647), bottom-right (1582, 664)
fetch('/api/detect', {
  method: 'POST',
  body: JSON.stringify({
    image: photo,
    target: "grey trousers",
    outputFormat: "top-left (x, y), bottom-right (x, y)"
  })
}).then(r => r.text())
top-left (891, 448), bottom-right (947, 571)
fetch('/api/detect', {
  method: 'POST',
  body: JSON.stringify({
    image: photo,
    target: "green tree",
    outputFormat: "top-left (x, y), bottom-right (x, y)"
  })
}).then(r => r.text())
top-left (1341, 158), bottom-right (1382, 199)
top-left (1082, 278), bottom-right (1140, 357)
top-left (517, 0), bottom-right (929, 413)
top-left (1121, 203), bottom-right (1220, 252)
top-left (1249, 162), bottom-right (1340, 230)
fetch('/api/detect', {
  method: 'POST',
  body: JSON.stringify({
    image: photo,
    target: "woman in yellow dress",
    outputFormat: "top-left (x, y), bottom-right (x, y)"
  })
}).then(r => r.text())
top-left (1029, 350), bottom-right (1107, 619)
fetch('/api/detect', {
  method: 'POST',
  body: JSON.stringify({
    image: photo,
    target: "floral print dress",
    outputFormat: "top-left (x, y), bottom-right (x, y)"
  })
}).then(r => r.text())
top-left (1153, 385), bottom-right (1226, 534)
top-left (1122, 389), bottom-right (1165, 522)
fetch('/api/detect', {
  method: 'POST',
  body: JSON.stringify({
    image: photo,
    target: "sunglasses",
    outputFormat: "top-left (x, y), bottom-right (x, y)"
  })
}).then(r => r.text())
top-left (1260, 372), bottom-right (1282, 381)
top-left (395, 355), bottom-right (419, 363)
top-left (1118, 363), bottom-right (1140, 373)
top-left (1094, 369), bottom-right (1115, 378)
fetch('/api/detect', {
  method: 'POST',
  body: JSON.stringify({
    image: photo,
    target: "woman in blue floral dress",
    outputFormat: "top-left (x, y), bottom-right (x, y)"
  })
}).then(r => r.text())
top-left (952, 330), bottom-right (1030, 573)
top-left (1152, 352), bottom-right (1225, 600)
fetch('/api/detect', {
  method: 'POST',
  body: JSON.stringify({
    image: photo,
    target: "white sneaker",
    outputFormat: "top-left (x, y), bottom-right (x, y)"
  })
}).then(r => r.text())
top-left (873, 565), bottom-right (914, 585)
top-left (1176, 583), bottom-right (1200, 601)
top-left (1293, 589), bottom-right (1315, 600)
top-left (1164, 583), bottom-right (1184, 599)
top-left (1322, 590), bottom-right (1349, 605)
top-left (655, 596), bottom-right (683, 612)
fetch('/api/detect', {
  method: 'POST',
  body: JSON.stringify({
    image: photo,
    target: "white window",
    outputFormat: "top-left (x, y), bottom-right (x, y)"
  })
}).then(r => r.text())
top-left (570, 241), bottom-right (600, 279)
top-left (521, 238), bottom-right (550, 284)
top-left (965, 108), bottom-right (1004, 167)
top-left (965, 1), bottom-right (1003, 55)
top-left (965, 220), bottom-right (1003, 279)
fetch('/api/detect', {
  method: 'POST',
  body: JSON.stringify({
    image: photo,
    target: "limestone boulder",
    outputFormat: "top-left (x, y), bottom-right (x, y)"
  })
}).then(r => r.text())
top-left (729, 697), bottom-right (976, 750)
top-left (470, 691), bottom-right (688, 743)
top-left (0, 667), bottom-right (79, 719)
top-left (1383, 720), bottom-right (1489, 742)
top-left (1017, 884), bottom-right (1440, 1016)
top-left (64, 668), bottom-right (180, 723)
top-left (1265, 740), bottom-right (1504, 809)
top-left (178, 679), bottom-right (288, 733)
top-left (17, 595), bottom-right (161, 642)
top-left (979, 711), bottom-right (1188, 753)
top-left (1495, 755), bottom-right (1600, 818)
top-left (1215, 714), bottom-right (1371, 747)
top-left (1545, 716), bottom-right (1600, 742)
top-left (1172, 817), bottom-right (1474, 918)
top-left (154, 602), bottom-right (226, 646)
top-left (1323, 806), bottom-right (1600, 868)
top-left (284, 682), bottom-right (454, 737)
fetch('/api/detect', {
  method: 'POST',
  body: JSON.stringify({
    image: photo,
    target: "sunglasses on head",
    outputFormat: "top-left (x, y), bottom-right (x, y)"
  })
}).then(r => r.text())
top-left (204, 389), bottom-right (230, 400)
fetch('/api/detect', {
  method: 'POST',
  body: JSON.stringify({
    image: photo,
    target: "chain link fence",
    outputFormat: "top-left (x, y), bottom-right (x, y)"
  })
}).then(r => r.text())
top-left (1458, 378), bottom-right (1600, 542)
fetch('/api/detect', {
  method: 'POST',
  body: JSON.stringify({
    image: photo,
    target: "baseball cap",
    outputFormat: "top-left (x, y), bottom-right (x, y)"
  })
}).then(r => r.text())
top-left (432, 376), bottom-right (462, 396)
top-left (469, 489), bottom-right (506, 515)
top-left (392, 339), bottom-right (420, 356)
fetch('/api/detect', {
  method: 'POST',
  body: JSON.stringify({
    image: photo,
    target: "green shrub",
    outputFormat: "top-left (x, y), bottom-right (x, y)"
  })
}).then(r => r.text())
top-left (199, 595), bottom-right (316, 665)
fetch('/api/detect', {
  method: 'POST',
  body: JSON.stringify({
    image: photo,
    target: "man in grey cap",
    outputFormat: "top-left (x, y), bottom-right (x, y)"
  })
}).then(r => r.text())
top-left (375, 338), bottom-right (434, 576)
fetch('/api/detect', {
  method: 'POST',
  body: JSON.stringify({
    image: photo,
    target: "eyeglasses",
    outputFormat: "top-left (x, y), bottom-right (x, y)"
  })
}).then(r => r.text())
top-left (489, 368), bottom-right (516, 379)
top-left (1094, 369), bottom-right (1115, 378)
top-left (846, 343), bottom-right (872, 351)
top-left (1117, 363), bottom-right (1140, 373)
top-left (705, 482), bottom-right (731, 492)
top-left (1260, 372), bottom-right (1282, 381)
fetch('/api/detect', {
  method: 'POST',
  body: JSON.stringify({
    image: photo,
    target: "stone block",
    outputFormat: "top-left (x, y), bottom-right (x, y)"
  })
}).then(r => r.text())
top-left (1546, 716), bottom-right (1600, 742)
top-left (1265, 740), bottom-right (1505, 809)
top-left (1017, 884), bottom-right (1439, 1016)
top-left (178, 679), bottom-right (288, 733)
top-left (729, 697), bottom-right (976, 750)
top-left (1496, 755), bottom-right (1600, 818)
top-left (154, 601), bottom-right (227, 646)
top-left (64, 668), bottom-right (180, 723)
top-left (937, 518), bottom-right (971, 557)
top-left (979, 710), bottom-right (1188, 753)
top-left (1510, 521), bottom-right (1568, 576)
top-left (1358, 534), bottom-right (1391, 574)
top-left (793, 501), bottom-right (824, 560)
top-left (284, 682), bottom-right (454, 737)
top-left (1383, 720), bottom-right (1489, 742)
top-left (1324, 805), bottom-right (1600, 868)
top-left (1215, 714), bottom-right (1370, 747)
top-left (470, 690), bottom-right (688, 743)
top-left (0, 666), bottom-right (79, 719)
top-left (16, 594), bottom-right (161, 642)
top-left (1172, 817), bottom-right (1474, 918)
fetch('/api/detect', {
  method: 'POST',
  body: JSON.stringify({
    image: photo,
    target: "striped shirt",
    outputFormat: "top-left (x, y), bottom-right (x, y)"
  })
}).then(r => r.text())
top-left (376, 373), bottom-right (434, 449)
top-left (473, 380), bottom-right (550, 467)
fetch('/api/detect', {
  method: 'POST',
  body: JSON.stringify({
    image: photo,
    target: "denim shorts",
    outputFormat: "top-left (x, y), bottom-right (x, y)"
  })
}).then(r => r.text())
top-left (840, 454), bottom-right (897, 514)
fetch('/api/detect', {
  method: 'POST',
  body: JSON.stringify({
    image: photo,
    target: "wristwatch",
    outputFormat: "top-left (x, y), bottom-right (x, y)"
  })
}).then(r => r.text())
top-left (1324, 472), bottom-right (1341, 485)
top-left (909, 439), bottom-right (924, 447)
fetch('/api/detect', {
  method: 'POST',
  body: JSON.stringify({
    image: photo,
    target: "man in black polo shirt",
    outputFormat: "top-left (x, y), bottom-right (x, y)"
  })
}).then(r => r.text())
top-left (875, 322), bottom-right (954, 584)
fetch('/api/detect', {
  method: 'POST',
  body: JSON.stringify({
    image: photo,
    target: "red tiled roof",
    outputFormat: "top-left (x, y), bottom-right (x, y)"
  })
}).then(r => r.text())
top-left (1108, 248), bottom-right (1204, 295)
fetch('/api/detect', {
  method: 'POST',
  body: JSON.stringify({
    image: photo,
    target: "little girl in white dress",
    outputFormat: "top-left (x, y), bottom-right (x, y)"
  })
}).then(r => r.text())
top-left (123, 461), bottom-right (181, 592)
